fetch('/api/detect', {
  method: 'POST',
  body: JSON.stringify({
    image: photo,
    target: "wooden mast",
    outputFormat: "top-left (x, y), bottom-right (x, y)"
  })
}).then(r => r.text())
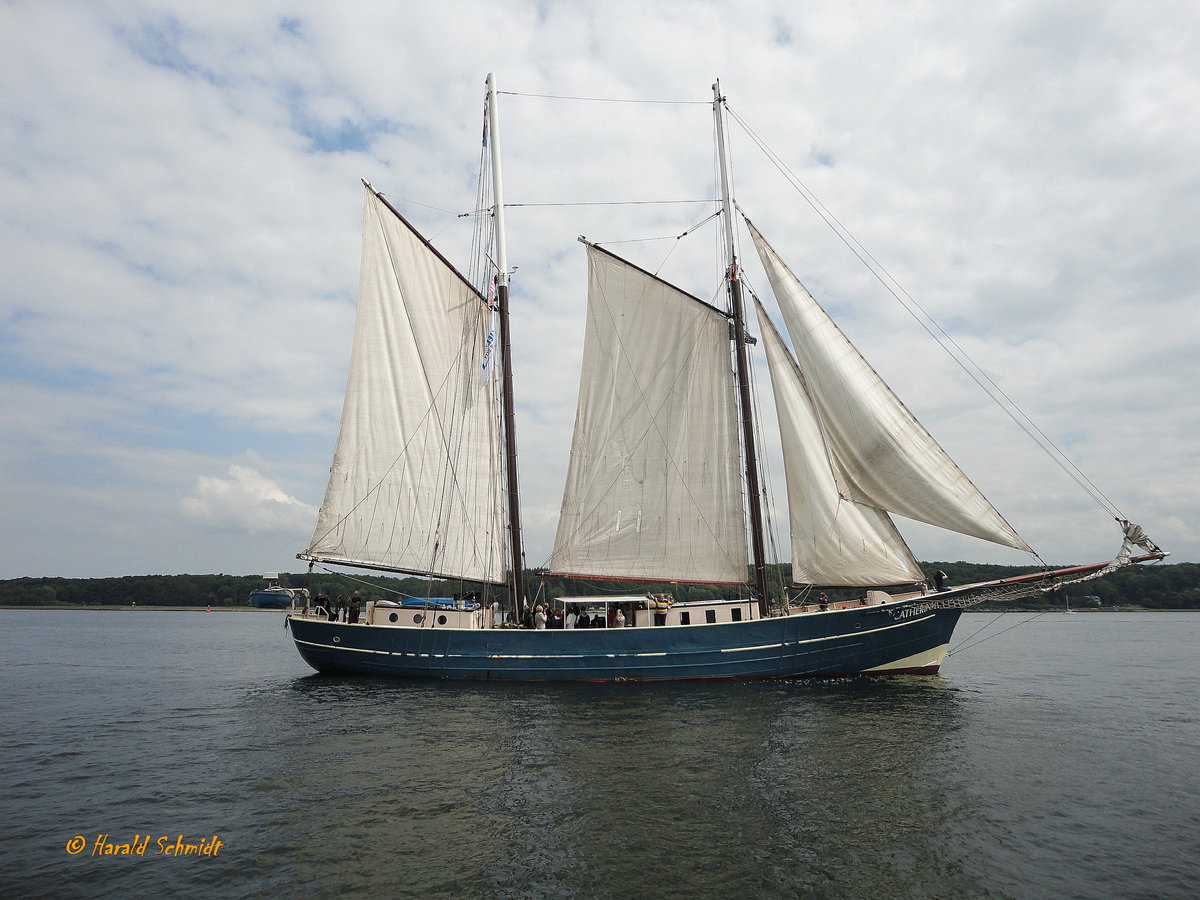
top-left (486, 73), bottom-right (526, 613)
top-left (714, 81), bottom-right (770, 617)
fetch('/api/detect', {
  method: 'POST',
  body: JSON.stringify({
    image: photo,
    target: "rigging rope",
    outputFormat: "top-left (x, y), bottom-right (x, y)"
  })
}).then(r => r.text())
top-left (949, 610), bottom-right (1008, 652)
top-left (950, 610), bottom-right (1052, 655)
top-left (589, 210), bottom-right (721, 249)
top-left (498, 90), bottom-right (708, 105)
top-left (453, 198), bottom-right (710, 216)
top-left (308, 563), bottom-right (443, 602)
top-left (505, 199), bottom-right (716, 207)
top-left (725, 104), bottom-right (1128, 525)
top-left (378, 194), bottom-right (462, 216)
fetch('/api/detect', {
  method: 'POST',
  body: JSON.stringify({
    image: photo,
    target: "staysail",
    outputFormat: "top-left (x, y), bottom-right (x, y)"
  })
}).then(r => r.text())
top-left (302, 185), bottom-right (506, 583)
top-left (551, 243), bottom-right (749, 584)
top-left (747, 219), bottom-right (1032, 554)
top-left (755, 299), bottom-right (927, 586)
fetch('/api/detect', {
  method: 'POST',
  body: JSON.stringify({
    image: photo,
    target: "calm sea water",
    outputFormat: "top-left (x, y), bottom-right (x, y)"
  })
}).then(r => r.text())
top-left (1, 609), bottom-right (1197, 899)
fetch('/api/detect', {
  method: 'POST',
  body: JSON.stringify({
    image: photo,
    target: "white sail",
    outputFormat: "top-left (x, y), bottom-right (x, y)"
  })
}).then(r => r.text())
top-left (551, 243), bottom-right (748, 584)
top-left (755, 299), bottom-right (927, 586)
top-left (748, 220), bottom-right (1032, 553)
top-left (304, 186), bottom-right (506, 583)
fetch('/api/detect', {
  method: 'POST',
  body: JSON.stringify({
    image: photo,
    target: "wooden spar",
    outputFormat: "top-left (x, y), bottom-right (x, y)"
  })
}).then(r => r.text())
top-left (991, 552), bottom-right (1167, 587)
top-left (714, 80), bottom-right (770, 616)
top-left (487, 73), bottom-right (526, 612)
top-left (930, 551), bottom-right (1169, 603)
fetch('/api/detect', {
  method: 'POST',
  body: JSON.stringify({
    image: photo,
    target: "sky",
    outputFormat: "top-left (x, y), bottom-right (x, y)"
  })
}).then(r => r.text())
top-left (1, 0), bottom-right (1196, 579)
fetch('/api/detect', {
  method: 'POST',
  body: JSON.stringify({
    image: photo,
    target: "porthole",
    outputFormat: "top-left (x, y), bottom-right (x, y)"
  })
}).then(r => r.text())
top-left (413, 614), bottom-right (424, 624)
top-left (389, 612), bottom-right (399, 623)
top-left (332, 636), bottom-right (340, 643)
top-left (437, 615), bottom-right (447, 625)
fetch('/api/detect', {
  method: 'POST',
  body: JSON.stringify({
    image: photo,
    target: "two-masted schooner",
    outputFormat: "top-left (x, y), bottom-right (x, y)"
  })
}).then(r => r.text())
top-left (284, 75), bottom-right (1164, 681)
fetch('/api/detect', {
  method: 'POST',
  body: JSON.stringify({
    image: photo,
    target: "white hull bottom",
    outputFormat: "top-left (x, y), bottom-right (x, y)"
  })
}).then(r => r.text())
top-left (863, 642), bottom-right (950, 673)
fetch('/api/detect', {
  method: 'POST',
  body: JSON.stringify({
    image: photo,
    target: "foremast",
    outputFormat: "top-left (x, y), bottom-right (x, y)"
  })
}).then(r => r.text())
top-left (714, 81), bottom-right (770, 616)
top-left (486, 73), bottom-right (526, 612)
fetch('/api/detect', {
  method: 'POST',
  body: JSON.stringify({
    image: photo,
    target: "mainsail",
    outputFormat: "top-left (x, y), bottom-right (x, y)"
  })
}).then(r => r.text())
top-left (747, 219), bottom-right (1032, 555)
top-left (303, 186), bottom-right (506, 583)
top-left (755, 299), bottom-right (927, 586)
top-left (551, 243), bottom-right (748, 584)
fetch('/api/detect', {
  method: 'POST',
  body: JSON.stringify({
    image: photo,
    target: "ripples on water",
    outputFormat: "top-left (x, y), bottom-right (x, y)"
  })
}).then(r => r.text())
top-left (1, 610), bottom-right (1197, 899)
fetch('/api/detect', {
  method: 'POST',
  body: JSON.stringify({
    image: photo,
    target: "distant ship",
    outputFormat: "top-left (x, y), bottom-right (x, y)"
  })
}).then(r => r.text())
top-left (285, 75), bottom-right (1164, 680)
top-left (249, 575), bottom-right (308, 610)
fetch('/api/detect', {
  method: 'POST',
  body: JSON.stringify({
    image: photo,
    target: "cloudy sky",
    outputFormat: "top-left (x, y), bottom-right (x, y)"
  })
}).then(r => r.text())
top-left (1, 0), bottom-right (1196, 579)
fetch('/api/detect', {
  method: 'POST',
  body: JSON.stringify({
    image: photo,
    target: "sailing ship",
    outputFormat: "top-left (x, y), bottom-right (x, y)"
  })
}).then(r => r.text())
top-left (249, 574), bottom-right (309, 610)
top-left (285, 75), bottom-right (1165, 681)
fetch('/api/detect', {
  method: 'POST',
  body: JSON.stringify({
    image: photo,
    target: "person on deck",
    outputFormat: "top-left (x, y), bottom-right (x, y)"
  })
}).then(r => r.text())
top-left (534, 605), bottom-right (546, 630)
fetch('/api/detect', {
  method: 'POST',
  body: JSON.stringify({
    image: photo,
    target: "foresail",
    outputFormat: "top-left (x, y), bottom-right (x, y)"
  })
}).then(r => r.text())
top-left (303, 186), bottom-right (506, 583)
top-left (747, 220), bottom-right (1032, 553)
top-left (756, 300), bottom-right (927, 586)
top-left (550, 244), bottom-right (748, 584)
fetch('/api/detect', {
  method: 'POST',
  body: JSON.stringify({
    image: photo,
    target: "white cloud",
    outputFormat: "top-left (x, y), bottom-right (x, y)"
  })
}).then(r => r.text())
top-left (181, 465), bottom-right (316, 535)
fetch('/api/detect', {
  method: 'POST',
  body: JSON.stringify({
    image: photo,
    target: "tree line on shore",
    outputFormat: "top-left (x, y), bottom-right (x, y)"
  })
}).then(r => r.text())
top-left (0, 561), bottom-right (1196, 610)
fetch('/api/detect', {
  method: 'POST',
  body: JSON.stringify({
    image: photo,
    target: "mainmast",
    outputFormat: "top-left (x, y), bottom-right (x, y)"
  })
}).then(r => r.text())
top-left (713, 81), bottom-right (770, 616)
top-left (486, 73), bottom-right (526, 612)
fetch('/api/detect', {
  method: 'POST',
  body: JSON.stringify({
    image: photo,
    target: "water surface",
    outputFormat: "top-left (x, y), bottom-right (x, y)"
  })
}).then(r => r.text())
top-left (2, 610), bottom-right (1196, 898)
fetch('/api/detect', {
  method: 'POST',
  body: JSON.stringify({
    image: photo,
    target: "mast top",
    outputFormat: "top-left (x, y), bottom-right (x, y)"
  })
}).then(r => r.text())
top-left (712, 81), bottom-right (739, 280)
top-left (486, 73), bottom-right (511, 289)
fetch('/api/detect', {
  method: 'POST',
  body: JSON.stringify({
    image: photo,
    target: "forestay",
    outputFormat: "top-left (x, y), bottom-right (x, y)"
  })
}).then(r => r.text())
top-left (304, 186), bottom-right (506, 583)
top-left (551, 244), bottom-right (748, 584)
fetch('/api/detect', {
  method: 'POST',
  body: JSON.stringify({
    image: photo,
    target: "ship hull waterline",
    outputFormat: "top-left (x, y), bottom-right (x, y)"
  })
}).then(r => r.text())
top-left (287, 602), bottom-right (962, 682)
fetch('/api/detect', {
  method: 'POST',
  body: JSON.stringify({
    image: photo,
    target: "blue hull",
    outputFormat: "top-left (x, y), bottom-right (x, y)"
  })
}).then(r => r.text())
top-left (249, 590), bottom-right (294, 610)
top-left (287, 602), bottom-right (961, 681)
